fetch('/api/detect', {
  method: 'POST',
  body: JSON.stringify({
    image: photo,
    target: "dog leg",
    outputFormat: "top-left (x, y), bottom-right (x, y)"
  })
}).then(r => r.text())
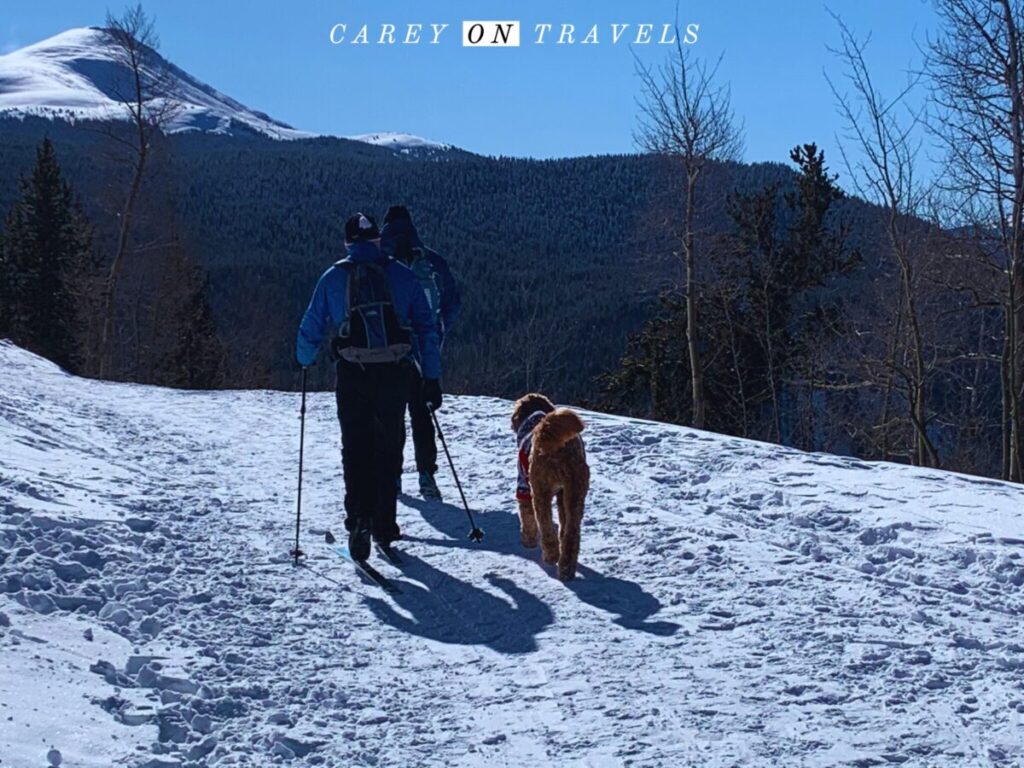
top-left (557, 485), bottom-right (585, 582)
top-left (517, 499), bottom-right (538, 548)
top-left (531, 485), bottom-right (559, 565)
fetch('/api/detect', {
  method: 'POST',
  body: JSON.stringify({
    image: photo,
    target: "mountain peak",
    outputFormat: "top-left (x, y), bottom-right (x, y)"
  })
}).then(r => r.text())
top-left (0, 27), bottom-right (450, 150)
top-left (0, 26), bottom-right (310, 139)
top-left (13, 26), bottom-right (108, 54)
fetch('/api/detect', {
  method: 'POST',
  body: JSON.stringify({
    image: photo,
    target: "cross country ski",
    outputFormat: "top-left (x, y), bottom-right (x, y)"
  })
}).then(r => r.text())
top-left (325, 530), bottom-right (401, 593)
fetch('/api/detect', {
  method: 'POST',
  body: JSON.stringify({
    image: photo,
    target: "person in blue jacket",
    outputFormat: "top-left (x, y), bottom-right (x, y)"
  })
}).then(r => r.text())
top-left (379, 205), bottom-right (462, 500)
top-left (296, 212), bottom-right (442, 561)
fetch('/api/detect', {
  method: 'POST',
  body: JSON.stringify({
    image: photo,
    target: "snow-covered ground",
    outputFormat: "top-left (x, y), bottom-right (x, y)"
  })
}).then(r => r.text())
top-left (1, 340), bottom-right (1023, 767)
top-left (0, 28), bottom-right (450, 151)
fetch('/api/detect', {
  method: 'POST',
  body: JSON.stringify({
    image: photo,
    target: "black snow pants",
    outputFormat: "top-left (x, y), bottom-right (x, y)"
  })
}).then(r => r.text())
top-left (336, 359), bottom-right (410, 543)
top-left (401, 364), bottom-right (438, 474)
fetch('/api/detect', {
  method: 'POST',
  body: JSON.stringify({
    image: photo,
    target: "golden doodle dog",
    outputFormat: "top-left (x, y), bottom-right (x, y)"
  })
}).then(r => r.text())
top-left (511, 393), bottom-right (590, 581)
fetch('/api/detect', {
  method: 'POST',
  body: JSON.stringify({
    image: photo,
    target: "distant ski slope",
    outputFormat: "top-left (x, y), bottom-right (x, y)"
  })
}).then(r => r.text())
top-left (0, 27), bottom-right (450, 150)
top-left (1, 340), bottom-right (1022, 766)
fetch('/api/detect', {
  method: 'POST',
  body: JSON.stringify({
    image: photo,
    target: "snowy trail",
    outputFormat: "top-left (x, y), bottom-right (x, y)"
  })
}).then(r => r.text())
top-left (1, 341), bottom-right (1023, 767)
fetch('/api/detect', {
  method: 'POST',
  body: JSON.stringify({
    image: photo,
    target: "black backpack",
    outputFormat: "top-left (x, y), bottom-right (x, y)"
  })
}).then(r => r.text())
top-left (392, 236), bottom-right (443, 331)
top-left (333, 261), bottom-right (412, 364)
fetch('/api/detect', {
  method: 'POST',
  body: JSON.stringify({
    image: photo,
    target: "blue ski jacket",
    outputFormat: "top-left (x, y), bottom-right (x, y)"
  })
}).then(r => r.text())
top-left (295, 241), bottom-right (441, 379)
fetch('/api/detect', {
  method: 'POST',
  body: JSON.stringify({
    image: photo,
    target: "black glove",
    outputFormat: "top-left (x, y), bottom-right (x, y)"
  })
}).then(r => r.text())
top-left (422, 378), bottom-right (443, 411)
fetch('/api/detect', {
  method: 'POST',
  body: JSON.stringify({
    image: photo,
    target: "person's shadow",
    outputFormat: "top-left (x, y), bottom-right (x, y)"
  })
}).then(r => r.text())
top-left (401, 495), bottom-right (679, 637)
top-left (363, 550), bottom-right (552, 654)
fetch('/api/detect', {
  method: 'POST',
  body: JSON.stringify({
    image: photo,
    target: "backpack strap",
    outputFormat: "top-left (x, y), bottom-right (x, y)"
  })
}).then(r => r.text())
top-left (337, 260), bottom-right (353, 338)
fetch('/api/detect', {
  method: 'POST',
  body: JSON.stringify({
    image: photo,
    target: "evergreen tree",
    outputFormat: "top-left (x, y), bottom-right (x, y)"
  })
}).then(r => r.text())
top-left (146, 243), bottom-right (226, 389)
top-left (0, 138), bottom-right (92, 369)
top-left (165, 261), bottom-right (225, 389)
top-left (786, 145), bottom-right (851, 285)
top-left (720, 144), bottom-right (858, 446)
top-left (601, 144), bottom-right (857, 445)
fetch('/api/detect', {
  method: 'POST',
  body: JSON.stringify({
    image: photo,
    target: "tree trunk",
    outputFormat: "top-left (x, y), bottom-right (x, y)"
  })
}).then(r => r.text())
top-left (888, 199), bottom-right (938, 468)
top-left (878, 295), bottom-right (902, 463)
top-left (722, 296), bottom-right (748, 435)
top-left (684, 172), bottom-right (706, 429)
top-left (1002, 0), bottom-right (1024, 481)
top-left (99, 37), bottom-right (149, 380)
top-left (99, 134), bottom-right (147, 379)
top-left (761, 274), bottom-right (782, 443)
top-left (1001, 307), bottom-right (1013, 479)
top-left (1008, 284), bottom-right (1022, 480)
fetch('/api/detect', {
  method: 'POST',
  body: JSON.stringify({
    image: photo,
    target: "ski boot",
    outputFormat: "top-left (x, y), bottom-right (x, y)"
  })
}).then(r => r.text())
top-left (418, 471), bottom-right (442, 501)
top-left (348, 521), bottom-right (372, 562)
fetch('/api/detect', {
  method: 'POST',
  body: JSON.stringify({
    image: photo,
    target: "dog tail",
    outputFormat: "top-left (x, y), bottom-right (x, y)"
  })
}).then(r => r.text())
top-left (533, 408), bottom-right (585, 454)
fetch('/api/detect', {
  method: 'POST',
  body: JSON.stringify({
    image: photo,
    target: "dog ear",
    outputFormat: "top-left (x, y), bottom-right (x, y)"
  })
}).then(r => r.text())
top-left (511, 392), bottom-right (556, 430)
top-left (511, 397), bottom-right (528, 431)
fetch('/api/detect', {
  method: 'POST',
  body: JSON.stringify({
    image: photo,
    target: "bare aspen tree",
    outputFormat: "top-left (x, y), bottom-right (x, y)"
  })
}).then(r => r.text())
top-left (98, 4), bottom-right (179, 377)
top-left (505, 278), bottom-right (577, 396)
top-left (928, 0), bottom-right (1024, 480)
top-left (634, 36), bottom-right (743, 429)
top-left (828, 15), bottom-right (941, 467)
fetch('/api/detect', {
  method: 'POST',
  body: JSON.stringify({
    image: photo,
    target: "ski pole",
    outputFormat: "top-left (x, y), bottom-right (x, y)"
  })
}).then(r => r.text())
top-left (291, 367), bottom-right (308, 565)
top-left (429, 406), bottom-right (484, 542)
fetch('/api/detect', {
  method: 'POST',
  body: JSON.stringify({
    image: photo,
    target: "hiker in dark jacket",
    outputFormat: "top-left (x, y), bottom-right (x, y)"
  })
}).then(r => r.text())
top-left (379, 205), bottom-right (462, 500)
top-left (296, 212), bottom-right (442, 560)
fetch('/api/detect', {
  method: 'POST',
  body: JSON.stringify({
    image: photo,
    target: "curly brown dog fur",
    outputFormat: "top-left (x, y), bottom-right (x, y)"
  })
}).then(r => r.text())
top-left (512, 393), bottom-right (591, 581)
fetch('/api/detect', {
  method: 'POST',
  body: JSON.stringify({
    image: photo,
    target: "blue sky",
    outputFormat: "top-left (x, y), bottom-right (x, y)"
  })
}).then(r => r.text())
top-left (5, 0), bottom-right (937, 166)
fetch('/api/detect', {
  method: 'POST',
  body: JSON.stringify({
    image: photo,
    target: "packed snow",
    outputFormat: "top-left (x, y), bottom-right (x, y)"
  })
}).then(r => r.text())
top-left (0, 28), bottom-right (449, 151)
top-left (1, 340), bottom-right (1023, 767)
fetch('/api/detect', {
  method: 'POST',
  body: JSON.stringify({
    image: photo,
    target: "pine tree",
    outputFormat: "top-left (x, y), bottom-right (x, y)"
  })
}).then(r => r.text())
top-left (167, 265), bottom-right (225, 389)
top-left (147, 244), bottom-right (226, 389)
top-left (785, 144), bottom-right (857, 299)
top-left (0, 138), bottom-right (93, 369)
top-left (600, 144), bottom-right (857, 444)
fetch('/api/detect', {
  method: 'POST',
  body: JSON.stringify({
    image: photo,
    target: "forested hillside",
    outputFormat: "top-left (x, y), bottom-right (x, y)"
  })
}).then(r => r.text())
top-left (0, 116), bottom-right (797, 399)
top-left (0, 114), bottom-right (1008, 478)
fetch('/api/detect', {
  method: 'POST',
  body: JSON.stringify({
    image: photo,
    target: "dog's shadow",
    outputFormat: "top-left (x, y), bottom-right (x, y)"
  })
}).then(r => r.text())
top-left (363, 550), bottom-right (552, 654)
top-left (402, 495), bottom-right (680, 637)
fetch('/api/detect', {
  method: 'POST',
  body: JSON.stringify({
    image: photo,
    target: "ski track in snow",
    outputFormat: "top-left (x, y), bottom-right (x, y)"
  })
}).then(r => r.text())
top-left (1, 341), bottom-right (1023, 767)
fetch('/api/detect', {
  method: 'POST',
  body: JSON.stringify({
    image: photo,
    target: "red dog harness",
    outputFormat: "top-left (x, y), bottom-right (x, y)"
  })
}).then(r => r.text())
top-left (515, 411), bottom-right (547, 501)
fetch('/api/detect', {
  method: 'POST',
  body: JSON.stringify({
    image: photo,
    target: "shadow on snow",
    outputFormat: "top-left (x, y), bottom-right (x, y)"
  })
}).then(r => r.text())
top-left (400, 495), bottom-right (679, 638)
top-left (363, 549), bottom-right (553, 654)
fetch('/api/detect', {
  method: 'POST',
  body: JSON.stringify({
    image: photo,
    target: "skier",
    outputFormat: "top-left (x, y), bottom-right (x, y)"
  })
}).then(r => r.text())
top-left (296, 213), bottom-right (442, 561)
top-left (379, 205), bottom-right (462, 500)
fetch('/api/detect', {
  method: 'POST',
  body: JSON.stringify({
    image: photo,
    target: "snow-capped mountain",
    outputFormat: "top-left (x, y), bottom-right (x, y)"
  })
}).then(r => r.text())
top-left (2, 340), bottom-right (1023, 766)
top-left (0, 28), bottom-right (448, 150)
top-left (348, 131), bottom-right (452, 152)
